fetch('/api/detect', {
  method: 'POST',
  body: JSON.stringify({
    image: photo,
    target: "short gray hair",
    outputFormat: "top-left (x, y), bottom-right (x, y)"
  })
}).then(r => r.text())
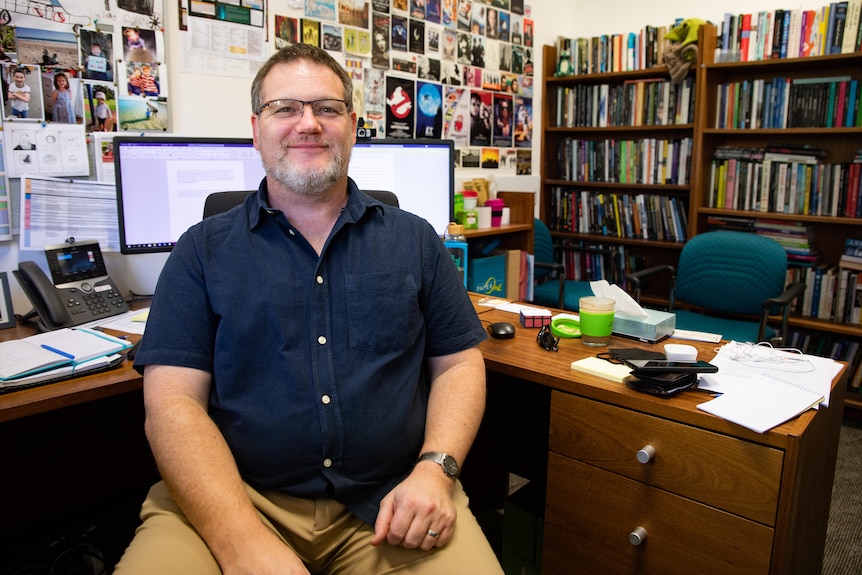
top-left (251, 44), bottom-right (353, 115)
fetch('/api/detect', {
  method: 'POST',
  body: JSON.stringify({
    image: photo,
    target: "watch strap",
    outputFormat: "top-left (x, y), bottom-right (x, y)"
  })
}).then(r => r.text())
top-left (417, 451), bottom-right (460, 478)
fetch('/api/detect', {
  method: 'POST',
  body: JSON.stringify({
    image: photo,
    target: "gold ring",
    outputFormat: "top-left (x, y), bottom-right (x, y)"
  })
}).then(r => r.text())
top-left (427, 528), bottom-right (440, 538)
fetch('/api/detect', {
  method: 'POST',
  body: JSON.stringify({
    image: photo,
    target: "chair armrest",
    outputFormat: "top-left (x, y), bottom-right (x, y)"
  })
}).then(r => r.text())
top-left (762, 281), bottom-right (805, 309)
top-left (625, 265), bottom-right (676, 304)
top-left (534, 261), bottom-right (564, 273)
top-left (758, 281), bottom-right (805, 346)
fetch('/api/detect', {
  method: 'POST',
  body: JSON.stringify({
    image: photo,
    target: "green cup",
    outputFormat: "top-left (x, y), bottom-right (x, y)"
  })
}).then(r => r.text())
top-left (579, 296), bottom-right (615, 347)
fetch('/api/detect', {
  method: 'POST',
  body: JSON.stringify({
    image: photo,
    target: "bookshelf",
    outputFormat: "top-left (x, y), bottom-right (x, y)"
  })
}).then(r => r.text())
top-left (540, 19), bottom-right (862, 408)
top-left (693, 25), bottom-right (862, 409)
top-left (539, 39), bottom-right (702, 301)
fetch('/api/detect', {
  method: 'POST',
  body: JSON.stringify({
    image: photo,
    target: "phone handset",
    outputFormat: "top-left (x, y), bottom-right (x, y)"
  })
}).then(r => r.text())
top-left (14, 261), bottom-right (72, 331)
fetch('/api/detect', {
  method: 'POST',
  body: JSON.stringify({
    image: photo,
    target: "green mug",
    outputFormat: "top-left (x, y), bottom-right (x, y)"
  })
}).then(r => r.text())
top-left (579, 296), bottom-right (615, 347)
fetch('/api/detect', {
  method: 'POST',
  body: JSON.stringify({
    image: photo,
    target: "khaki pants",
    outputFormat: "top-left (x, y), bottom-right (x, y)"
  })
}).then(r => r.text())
top-left (114, 480), bottom-right (503, 575)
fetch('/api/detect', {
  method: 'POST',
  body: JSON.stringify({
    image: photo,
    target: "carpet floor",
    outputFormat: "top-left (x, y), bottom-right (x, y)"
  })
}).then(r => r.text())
top-left (822, 422), bottom-right (862, 574)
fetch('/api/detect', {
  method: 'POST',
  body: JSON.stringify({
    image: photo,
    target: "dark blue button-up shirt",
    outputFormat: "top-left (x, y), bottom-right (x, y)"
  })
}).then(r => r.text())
top-left (135, 178), bottom-right (487, 525)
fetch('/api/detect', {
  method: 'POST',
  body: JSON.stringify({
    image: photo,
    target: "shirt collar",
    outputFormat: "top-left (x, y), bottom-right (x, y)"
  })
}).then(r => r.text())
top-left (248, 177), bottom-right (385, 229)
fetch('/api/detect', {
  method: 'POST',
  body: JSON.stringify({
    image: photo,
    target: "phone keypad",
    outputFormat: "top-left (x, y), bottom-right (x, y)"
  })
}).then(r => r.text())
top-left (65, 288), bottom-right (127, 317)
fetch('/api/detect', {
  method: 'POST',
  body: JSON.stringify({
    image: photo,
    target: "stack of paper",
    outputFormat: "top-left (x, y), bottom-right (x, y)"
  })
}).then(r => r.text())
top-left (0, 328), bottom-right (131, 388)
top-left (696, 341), bottom-right (841, 433)
top-left (697, 372), bottom-right (824, 433)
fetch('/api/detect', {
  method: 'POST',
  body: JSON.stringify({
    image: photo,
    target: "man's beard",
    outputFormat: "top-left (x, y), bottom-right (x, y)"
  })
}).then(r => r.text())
top-left (266, 139), bottom-right (350, 197)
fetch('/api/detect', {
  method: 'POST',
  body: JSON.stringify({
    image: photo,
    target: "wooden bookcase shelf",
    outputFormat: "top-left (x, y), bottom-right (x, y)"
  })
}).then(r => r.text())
top-left (463, 190), bottom-right (535, 253)
top-left (539, 41), bottom-right (701, 299)
top-left (539, 22), bottom-right (862, 401)
top-left (692, 25), bottom-right (862, 394)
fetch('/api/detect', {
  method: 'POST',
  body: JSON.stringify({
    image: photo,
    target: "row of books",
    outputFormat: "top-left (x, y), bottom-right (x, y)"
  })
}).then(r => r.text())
top-left (559, 242), bottom-right (623, 283)
top-left (552, 77), bottom-right (695, 128)
top-left (714, 76), bottom-right (862, 129)
top-left (781, 238), bottom-right (862, 321)
top-left (548, 187), bottom-right (689, 243)
top-left (706, 148), bottom-right (862, 218)
top-left (785, 327), bottom-right (862, 392)
top-left (718, 2), bottom-right (862, 61)
top-left (557, 137), bottom-right (693, 186)
top-left (554, 21), bottom-right (681, 76)
top-left (705, 217), bottom-right (818, 266)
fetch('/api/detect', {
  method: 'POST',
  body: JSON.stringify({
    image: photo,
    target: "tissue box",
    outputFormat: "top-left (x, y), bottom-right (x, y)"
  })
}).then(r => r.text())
top-left (520, 308), bottom-right (551, 328)
top-left (613, 309), bottom-right (675, 343)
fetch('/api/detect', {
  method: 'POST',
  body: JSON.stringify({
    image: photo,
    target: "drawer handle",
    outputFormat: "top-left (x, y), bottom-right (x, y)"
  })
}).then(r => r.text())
top-left (629, 526), bottom-right (648, 546)
top-left (636, 445), bottom-right (656, 464)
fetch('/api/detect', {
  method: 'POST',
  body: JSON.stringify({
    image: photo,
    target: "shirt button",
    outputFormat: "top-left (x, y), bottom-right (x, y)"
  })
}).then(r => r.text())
top-left (323, 458), bottom-right (332, 468)
top-left (322, 394), bottom-right (331, 405)
top-left (318, 335), bottom-right (327, 345)
top-left (316, 276), bottom-right (324, 284)
top-left (289, 229), bottom-right (296, 236)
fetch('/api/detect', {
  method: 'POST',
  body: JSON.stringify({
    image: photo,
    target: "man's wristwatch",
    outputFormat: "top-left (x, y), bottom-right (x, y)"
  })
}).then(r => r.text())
top-left (417, 452), bottom-right (460, 478)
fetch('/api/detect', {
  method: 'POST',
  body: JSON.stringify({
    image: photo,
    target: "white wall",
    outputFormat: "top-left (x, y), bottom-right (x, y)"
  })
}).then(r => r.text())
top-left (0, 0), bottom-right (834, 313)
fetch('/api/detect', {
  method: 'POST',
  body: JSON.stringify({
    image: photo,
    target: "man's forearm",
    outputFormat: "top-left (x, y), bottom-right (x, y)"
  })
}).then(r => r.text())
top-left (144, 367), bottom-right (274, 567)
top-left (422, 346), bottom-right (486, 465)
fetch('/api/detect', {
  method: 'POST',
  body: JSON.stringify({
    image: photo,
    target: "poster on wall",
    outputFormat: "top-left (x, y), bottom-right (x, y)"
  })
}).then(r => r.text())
top-left (415, 80), bottom-right (442, 139)
top-left (385, 75), bottom-right (414, 138)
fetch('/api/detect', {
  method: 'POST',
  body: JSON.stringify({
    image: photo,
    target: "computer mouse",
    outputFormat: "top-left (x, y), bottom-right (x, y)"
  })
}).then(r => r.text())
top-left (488, 322), bottom-right (516, 339)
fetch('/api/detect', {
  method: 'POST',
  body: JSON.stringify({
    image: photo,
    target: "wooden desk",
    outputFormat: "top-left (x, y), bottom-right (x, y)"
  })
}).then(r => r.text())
top-left (0, 324), bottom-right (154, 534)
top-left (0, 299), bottom-right (847, 575)
top-left (476, 305), bottom-right (847, 575)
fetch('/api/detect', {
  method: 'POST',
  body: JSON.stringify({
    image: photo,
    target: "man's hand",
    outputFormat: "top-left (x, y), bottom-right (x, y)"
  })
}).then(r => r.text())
top-left (371, 463), bottom-right (457, 551)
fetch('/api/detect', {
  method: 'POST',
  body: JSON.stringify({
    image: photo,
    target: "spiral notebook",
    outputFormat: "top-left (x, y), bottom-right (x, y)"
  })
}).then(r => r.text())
top-left (696, 372), bottom-right (824, 433)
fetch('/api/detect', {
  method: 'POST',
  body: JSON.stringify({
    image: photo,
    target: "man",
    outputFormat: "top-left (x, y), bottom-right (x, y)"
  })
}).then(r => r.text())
top-left (114, 43), bottom-right (502, 575)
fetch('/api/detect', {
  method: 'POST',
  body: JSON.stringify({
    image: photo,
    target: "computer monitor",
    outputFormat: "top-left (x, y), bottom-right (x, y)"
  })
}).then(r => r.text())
top-left (115, 137), bottom-right (266, 255)
top-left (115, 137), bottom-right (455, 254)
top-left (347, 139), bottom-right (455, 236)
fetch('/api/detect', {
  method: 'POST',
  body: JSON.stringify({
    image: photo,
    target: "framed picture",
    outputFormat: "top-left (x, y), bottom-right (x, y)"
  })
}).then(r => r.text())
top-left (0, 272), bottom-right (15, 329)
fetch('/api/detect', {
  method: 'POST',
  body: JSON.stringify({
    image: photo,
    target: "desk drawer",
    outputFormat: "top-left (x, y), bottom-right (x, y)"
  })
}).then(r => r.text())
top-left (543, 453), bottom-right (773, 575)
top-left (549, 392), bottom-right (783, 525)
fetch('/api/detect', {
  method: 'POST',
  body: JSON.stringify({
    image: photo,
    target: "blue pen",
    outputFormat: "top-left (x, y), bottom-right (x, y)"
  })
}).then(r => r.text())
top-left (41, 344), bottom-right (75, 360)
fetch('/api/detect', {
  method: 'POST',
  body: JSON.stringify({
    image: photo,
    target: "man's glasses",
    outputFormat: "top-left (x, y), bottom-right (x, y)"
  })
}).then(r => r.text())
top-left (537, 325), bottom-right (559, 352)
top-left (257, 98), bottom-right (350, 120)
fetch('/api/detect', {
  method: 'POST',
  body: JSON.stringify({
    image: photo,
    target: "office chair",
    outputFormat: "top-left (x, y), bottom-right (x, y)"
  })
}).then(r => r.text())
top-left (626, 230), bottom-right (805, 344)
top-left (530, 218), bottom-right (618, 312)
top-left (202, 189), bottom-right (399, 218)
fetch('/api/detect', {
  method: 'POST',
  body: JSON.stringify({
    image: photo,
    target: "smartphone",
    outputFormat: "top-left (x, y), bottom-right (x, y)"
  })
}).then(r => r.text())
top-left (628, 359), bottom-right (718, 373)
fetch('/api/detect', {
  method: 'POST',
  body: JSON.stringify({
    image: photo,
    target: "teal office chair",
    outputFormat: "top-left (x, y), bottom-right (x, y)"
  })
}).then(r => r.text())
top-left (530, 218), bottom-right (618, 312)
top-left (626, 230), bottom-right (805, 344)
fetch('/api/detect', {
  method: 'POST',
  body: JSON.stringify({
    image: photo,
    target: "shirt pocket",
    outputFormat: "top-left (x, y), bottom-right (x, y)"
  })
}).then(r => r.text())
top-left (346, 273), bottom-right (421, 353)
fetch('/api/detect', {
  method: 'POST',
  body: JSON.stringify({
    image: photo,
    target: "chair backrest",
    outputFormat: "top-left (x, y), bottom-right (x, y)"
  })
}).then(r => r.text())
top-left (674, 231), bottom-right (788, 315)
top-left (202, 189), bottom-right (398, 218)
top-left (532, 218), bottom-right (556, 280)
top-left (203, 191), bottom-right (254, 218)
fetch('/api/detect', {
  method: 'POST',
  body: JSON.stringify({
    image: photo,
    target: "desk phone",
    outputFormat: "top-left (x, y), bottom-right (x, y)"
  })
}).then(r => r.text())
top-left (14, 240), bottom-right (129, 331)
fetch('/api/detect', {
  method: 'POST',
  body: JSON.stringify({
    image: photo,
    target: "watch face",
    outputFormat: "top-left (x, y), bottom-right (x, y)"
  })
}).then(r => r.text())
top-left (442, 455), bottom-right (460, 476)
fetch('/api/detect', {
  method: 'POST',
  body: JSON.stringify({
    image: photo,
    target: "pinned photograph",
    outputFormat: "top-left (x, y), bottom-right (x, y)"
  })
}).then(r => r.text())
top-left (3, 65), bottom-right (42, 121)
top-left (80, 30), bottom-right (114, 82)
top-left (85, 84), bottom-right (116, 132)
top-left (45, 69), bottom-right (83, 124)
top-left (15, 27), bottom-right (78, 69)
top-left (122, 27), bottom-right (157, 63)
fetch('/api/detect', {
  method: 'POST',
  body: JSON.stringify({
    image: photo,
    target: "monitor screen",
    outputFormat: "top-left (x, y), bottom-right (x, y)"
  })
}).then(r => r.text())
top-left (347, 139), bottom-right (454, 237)
top-left (115, 137), bottom-right (266, 254)
top-left (115, 137), bottom-right (454, 254)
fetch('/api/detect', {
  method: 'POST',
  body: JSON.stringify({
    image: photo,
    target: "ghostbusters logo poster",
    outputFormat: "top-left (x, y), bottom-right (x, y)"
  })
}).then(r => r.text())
top-left (386, 76), bottom-right (415, 138)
